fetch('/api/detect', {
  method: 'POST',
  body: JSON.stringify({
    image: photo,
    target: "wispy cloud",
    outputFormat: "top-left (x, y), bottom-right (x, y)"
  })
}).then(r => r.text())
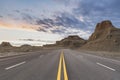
top-left (14, 10), bottom-right (20, 13)
top-left (35, 12), bottom-right (91, 38)
top-left (0, 0), bottom-right (120, 40)
top-left (0, 15), bottom-right (3, 18)
top-left (73, 0), bottom-right (120, 16)
top-left (0, 10), bottom-right (91, 39)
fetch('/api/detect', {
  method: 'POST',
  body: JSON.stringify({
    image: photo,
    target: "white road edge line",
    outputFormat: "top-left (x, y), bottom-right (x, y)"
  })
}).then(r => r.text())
top-left (97, 62), bottom-right (116, 71)
top-left (5, 61), bottom-right (26, 70)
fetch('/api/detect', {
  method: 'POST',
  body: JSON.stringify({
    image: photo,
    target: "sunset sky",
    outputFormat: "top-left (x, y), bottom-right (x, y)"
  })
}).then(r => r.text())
top-left (0, 0), bottom-right (120, 46)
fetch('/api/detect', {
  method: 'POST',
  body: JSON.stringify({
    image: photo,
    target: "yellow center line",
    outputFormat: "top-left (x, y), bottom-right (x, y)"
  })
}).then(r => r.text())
top-left (63, 52), bottom-right (68, 80)
top-left (57, 51), bottom-right (68, 80)
top-left (57, 52), bottom-right (62, 80)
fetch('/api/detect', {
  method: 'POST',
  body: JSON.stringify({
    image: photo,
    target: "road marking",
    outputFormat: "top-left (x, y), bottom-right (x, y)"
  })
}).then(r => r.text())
top-left (57, 51), bottom-right (68, 80)
top-left (62, 52), bottom-right (68, 80)
top-left (5, 61), bottom-right (26, 70)
top-left (57, 52), bottom-right (62, 80)
top-left (97, 62), bottom-right (116, 71)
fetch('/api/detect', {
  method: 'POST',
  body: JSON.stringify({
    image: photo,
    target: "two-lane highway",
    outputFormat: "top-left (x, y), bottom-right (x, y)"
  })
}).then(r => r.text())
top-left (0, 49), bottom-right (120, 80)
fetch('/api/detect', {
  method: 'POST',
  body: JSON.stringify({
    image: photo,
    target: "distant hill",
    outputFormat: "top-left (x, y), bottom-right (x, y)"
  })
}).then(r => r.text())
top-left (81, 20), bottom-right (120, 52)
top-left (0, 42), bottom-right (42, 52)
top-left (44, 35), bottom-right (86, 48)
top-left (0, 42), bottom-right (13, 47)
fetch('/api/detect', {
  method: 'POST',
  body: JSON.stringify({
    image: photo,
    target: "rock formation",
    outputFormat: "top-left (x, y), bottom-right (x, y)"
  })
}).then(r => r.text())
top-left (0, 42), bottom-right (13, 47)
top-left (43, 35), bottom-right (86, 48)
top-left (81, 20), bottom-right (120, 52)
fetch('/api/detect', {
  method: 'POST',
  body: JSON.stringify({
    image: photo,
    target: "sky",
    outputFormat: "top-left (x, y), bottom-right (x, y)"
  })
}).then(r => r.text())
top-left (0, 0), bottom-right (120, 46)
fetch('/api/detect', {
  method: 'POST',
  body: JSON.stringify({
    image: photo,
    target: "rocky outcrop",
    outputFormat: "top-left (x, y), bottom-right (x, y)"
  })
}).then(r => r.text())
top-left (0, 42), bottom-right (13, 47)
top-left (55, 35), bottom-right (86, 48)
top-left (81, 20), bottom-right (120, 52)
top-left (0, 42), bottom-right (14, 52)
top-left (89, 20), bottom-right (116, 41)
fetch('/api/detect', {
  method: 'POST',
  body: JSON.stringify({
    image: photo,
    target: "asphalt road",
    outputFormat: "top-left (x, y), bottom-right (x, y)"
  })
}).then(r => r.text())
top-left (0, 49), bottom-right (120, 80)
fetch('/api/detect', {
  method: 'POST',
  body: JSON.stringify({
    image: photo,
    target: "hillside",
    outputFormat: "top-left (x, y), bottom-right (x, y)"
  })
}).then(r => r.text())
top-left (81, 20), bottom-right (120, 52)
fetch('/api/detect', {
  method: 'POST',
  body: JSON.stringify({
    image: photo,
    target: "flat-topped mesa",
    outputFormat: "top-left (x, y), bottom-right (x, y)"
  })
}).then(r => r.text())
top-left (56, 35), bottom-right (86, 48)
top-left (63, 35), bottom-right (85, 41)
top-left (89, 20), bottom-right (117, 41)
